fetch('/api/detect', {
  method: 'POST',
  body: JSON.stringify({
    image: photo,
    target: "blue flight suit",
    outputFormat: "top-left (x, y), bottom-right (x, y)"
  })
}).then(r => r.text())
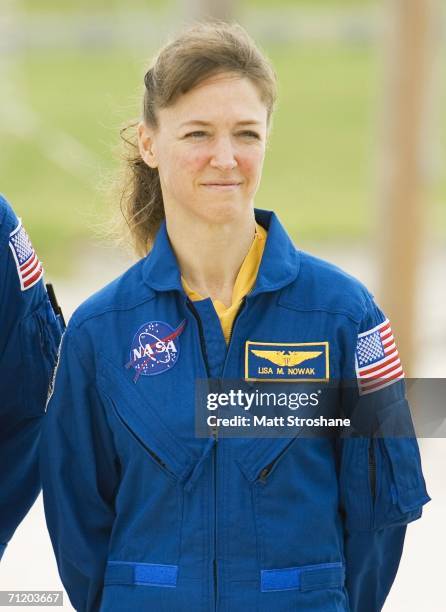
top-left (40, 209), bottom-right (430, 611)
top-left (0, 195), bottom-right (64, 561)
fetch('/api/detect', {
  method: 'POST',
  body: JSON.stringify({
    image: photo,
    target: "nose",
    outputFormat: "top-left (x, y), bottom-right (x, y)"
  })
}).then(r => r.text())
top-left (209, 136), bottom-right (238, 171)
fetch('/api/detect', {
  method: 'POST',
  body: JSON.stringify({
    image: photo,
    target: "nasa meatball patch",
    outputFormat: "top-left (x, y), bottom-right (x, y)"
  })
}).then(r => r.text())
top-left (126, 319), bottom-right (186, 382)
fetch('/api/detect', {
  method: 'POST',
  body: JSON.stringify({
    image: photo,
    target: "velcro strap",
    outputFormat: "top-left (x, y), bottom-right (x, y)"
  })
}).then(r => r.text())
top-left (105, 561), bottom-right (178, 588)
top-left (261, 562), bottom-right (344, 592)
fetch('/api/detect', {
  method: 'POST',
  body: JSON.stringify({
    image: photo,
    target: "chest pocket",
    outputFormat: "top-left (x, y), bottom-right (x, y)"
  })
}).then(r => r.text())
top-left (96, 356), bottom-right (201, 569)
top-left (339, 398), bottom-right (430, 532)
top-left (237, 435), bottom-right (346, 601)
top-left (97, 355), bottom-right (196, 482)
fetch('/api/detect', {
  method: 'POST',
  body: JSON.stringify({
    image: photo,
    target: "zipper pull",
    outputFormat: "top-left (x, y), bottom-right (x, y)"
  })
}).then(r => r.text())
top-left (259, 462), bottom-right (274, 483)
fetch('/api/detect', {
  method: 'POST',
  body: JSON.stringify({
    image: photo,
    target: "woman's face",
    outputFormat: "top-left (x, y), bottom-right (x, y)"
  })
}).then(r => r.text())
top-left (138, 72), bottom-right (269, 225)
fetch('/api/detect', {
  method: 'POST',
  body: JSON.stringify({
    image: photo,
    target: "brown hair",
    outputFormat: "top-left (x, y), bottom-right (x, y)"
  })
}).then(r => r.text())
top-left (120, 21), bottom-right (277, 257)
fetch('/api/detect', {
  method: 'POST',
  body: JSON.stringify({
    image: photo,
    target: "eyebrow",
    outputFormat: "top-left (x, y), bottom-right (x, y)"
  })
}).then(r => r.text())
top-left (179, 119), bottom-right (262, 128)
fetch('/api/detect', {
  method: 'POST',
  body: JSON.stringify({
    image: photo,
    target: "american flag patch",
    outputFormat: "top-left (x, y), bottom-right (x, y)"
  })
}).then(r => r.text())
top-left (355, 319), bottom-right (404, 395)
top-left (9, 220), bottom-right (44, 291)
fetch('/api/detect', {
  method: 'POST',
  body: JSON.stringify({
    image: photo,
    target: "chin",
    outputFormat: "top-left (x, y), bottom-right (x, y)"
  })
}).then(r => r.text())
top-left (195, 197), bottom-right (252, 226)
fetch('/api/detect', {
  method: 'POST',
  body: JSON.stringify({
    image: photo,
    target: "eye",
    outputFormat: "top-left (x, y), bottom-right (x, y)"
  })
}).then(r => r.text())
top-left (184, 131), bottom-right (207, 138)
top-left (237, 130), bottom-right (261, 140)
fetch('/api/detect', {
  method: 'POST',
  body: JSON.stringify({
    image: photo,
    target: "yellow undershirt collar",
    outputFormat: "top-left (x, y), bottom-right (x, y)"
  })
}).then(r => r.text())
top-left (182, 222), bottom-right (267, 343)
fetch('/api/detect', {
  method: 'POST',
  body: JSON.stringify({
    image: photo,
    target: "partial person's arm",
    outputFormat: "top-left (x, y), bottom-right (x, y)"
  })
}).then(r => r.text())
top-left (0, 195), bottom-right (63, 560)
top-left (338, 295), bottom-right (430, 611)
top-left (40, 325), bottom-right (119, 612)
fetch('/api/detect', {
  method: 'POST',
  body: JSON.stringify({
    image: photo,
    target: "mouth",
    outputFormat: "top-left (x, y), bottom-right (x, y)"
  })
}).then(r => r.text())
top-left (201, 182), bottom-right (242, 191)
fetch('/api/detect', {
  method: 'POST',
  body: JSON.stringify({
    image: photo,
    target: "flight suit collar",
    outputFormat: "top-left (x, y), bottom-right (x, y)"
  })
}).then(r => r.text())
top-left (141, 208), bottom-right (300, 295)
top-left (250, 209), bottom-right (300, 296)
top-left (141, 218), bottom-right (182, 292)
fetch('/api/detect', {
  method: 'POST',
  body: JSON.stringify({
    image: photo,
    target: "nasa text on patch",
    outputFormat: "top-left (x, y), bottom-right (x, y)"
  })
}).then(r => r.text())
top-left (126, 319), bottom-right (186, 382)
top-left (245, 341), bottom-right (329, 382)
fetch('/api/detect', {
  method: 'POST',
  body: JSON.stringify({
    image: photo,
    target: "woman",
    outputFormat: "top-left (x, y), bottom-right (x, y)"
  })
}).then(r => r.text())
top-left (40, 22), bottom-right (430, 612)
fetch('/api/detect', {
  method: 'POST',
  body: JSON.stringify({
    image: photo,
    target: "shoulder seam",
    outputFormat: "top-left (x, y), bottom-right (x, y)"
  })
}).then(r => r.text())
top-left (0, 200), bottom-right (15, 249)
top-left (70, 294), bottom-right (156, 328)
top-left (278, 300), bottom-right (363, 324)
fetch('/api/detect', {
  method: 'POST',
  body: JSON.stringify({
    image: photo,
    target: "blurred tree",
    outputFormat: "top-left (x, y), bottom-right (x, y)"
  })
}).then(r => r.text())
top-left (377, 0), bottom-right (440, 376)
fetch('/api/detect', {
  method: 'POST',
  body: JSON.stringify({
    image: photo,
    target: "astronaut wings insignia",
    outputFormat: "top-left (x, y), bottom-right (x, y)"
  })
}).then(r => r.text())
top-left (245, 341), bottom-right (329, 381)
top-left (251, 350), bottom-right (322, 367)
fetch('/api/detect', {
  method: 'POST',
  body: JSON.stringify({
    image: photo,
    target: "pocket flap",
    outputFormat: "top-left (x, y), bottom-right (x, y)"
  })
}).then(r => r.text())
top-left (237, 436), bottom-right (298, 483)
top-left (105, 561), bottom-right (178, 587)
top-left (382, 436), bottom-right (431, 513)
top-left (377, 398), bottom-right (431, 514)
top-left (261, 561), bottom-right (345, 592)
top-left (97, 355), bottom-right (196, 481)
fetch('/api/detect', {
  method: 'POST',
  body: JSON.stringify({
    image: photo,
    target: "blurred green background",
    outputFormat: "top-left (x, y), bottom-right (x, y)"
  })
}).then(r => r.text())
top-left (1, 0), bottom-right (444, 275)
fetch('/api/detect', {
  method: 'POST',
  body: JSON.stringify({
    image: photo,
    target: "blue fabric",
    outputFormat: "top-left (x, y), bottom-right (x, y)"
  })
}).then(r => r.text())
top-left (40, 209), bottom-right (430, 612)
top-left (261, 561), bottom-right (344, 592)
top-left (105, 561), bottom-right (178, 587)
top-left (345, 526), bottom-right (407, 612)
top-left (0, 195), bottom-right (64, 555)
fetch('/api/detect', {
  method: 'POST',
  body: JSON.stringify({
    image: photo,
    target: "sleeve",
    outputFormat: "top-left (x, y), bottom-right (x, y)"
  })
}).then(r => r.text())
top-left (40, 326), bottom-right (120, 612)
top-left (0, 199), bottom-right (64, 560)
top-left (338, 294), bottom-right (430, 612)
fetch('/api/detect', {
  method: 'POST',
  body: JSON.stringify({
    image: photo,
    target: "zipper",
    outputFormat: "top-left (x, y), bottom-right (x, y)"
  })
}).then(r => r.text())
top-left (35, 308), bottom-right (59, 369)
top-left (368, 440), bottom-right (377, 503)
top-left (186, 299), bottom-right (215, 437)
top-left (259, 461), bottom-right (275, 483)
top-left (108, 397), bottom-right (176, 480)
top-left (380, 440), bottom-right (399, 506)
top-left (228, 296), bottom-right (247, 344)
top-left (213, 448), bottom-right (218, 610)
top-left (186, 295), bottom-right (248, 610)
top-left (257, 437), bottom-right (297, 484)
top-left (185, 299), bottom-right (218, 609)
top-left (222, 297), bottom-right (247, 374)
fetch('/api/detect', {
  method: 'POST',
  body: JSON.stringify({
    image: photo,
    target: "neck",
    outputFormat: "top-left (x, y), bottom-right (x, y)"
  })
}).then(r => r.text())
top-left (165, 206), bottom-right (256, 307)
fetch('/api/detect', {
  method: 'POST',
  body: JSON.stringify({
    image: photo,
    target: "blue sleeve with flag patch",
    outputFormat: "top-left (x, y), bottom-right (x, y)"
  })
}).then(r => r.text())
top-left (0, 195), bottom-right (64, 560)
top-left (339, 293), bottom-right (430, 612)
top-left (40, 325), bottom-right (119, 612)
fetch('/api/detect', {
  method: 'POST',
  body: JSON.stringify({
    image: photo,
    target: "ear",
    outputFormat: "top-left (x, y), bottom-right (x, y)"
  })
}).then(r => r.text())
top-left (137, 121), bottom-right (158, 168)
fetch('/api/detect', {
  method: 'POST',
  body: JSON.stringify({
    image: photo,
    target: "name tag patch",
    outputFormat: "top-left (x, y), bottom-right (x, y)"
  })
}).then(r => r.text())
top-left (245, 341), bottom-right (329, 382)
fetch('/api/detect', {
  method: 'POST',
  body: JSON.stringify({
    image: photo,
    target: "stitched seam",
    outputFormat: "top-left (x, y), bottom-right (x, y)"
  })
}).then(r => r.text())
top-left (97, 359), bottom-right (195, 476)
top-left (278, 300), bottom-right (362, 324)
top-left (71, 294), bottom-right (156, 328)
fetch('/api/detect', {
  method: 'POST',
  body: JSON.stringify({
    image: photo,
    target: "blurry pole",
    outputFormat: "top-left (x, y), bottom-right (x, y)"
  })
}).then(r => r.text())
top-left (181, 0), bottom-right (236, 22)
top-left (377, 0), bottom-right (439, 375)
